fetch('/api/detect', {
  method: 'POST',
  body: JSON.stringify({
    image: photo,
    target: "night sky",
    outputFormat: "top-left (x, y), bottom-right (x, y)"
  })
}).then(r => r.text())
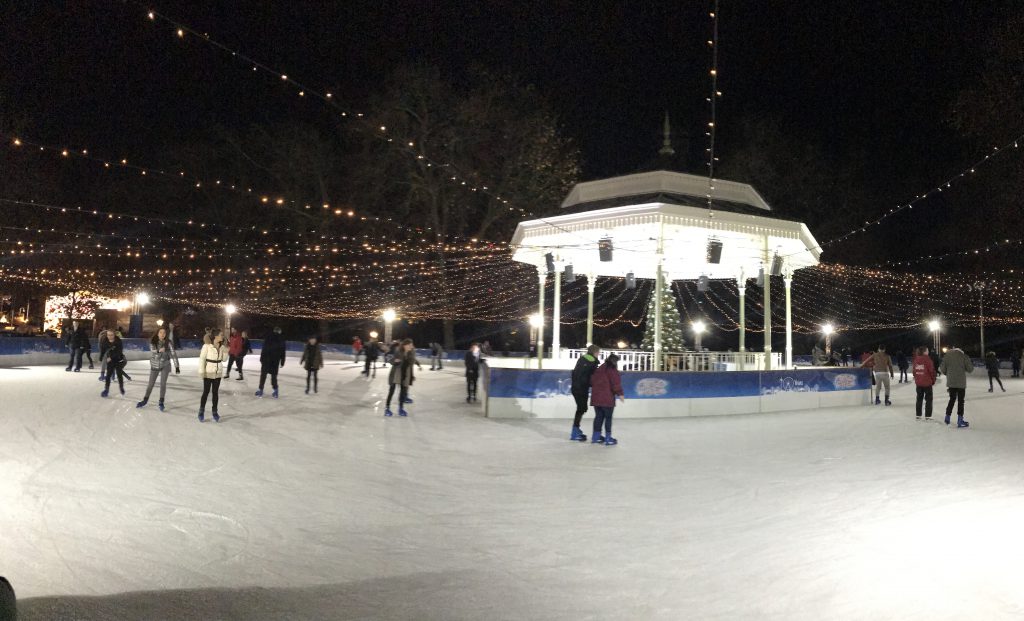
top-left (2, 1), bottom-right (1019, 262)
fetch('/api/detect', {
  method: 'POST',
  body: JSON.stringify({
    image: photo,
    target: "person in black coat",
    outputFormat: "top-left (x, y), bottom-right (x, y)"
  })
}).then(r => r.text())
top-left (100, 329), bottom-right (126, 397)
top-left (362, 339), bottom-right (381, 377)
top-left (569, 345), bottom-right (601, 441)
top-left (464, 342), bottom-right (485, 402)
top-left (64, 320), bottom-right (89, 372)
top-left (257, 326), bottom-right (286, 397)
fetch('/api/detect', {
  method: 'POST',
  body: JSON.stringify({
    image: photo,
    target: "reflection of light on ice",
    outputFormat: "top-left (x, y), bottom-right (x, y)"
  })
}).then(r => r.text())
top-left (635, 378), bottom-right (669, 396)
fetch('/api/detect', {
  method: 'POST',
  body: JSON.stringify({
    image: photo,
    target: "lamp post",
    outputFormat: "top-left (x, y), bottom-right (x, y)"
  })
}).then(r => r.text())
top-left (225, 303), bottom-right (237, 335)
top-left (529, 313), bottom-right (544, 369)
top-left (382, 308), bottom-right (397, 345)
top-left (692, 320), bottom-right (707, 351)
top-left (928, 319), bottom-right (941, 354)
top-left (822, 323), bottom-right (834, 357)
top-left (972, 281), bottom-right (986, 356)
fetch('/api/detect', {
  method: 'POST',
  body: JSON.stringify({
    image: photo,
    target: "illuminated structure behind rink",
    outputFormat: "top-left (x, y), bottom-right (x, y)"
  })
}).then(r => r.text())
top-left (44, 291), bottom-right (128, 333)
top-left (510, 170), bottom-right (822, 371)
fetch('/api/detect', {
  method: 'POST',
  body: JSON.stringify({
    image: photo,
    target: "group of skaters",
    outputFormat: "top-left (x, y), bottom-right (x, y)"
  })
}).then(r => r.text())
top-left (860, 343), bottom-right (1015, 429)
top-left (66, 323), bottom-right (488, 422)
top-left (568, 345), bottom-right (625, 445)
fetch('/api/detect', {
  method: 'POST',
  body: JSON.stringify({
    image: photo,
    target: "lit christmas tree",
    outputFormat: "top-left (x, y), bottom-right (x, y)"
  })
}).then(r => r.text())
top-left (641, 280), bottom-right (686, 352)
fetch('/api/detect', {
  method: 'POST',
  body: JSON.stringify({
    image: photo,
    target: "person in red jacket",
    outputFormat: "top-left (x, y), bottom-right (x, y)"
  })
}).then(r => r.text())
top-left (912, 345), bottom-right (937, 420)
top-left (225, 327), bottom-right (246, 380)
top-left (589, 353), bottom-right (624, 446)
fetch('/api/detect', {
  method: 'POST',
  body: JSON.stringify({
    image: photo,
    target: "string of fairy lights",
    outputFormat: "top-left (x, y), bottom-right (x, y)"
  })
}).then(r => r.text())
top-left (704, 0), bottom-right (721, 216)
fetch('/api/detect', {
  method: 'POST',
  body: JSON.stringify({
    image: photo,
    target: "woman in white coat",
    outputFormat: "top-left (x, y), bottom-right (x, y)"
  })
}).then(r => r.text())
top-left (198, 329), bottom-right (227, 422)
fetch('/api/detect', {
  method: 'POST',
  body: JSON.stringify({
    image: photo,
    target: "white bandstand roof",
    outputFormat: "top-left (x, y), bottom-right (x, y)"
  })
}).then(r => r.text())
top-left (511, 171), bottom-right (821, 280)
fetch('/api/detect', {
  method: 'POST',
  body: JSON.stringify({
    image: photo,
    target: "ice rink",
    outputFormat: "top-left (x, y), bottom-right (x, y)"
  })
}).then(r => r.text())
top-left (3, 357), bottom-right (1024, 620)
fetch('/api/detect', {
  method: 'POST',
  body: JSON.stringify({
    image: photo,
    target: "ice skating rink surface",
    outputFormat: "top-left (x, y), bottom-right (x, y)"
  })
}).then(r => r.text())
top-left (3, 357), bottom-right (1024, 620)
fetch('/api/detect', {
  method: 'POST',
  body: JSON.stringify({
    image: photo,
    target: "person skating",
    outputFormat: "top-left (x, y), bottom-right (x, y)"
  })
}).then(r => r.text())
top-left (256, 326), bottom-right (286, 398)
top-left (100, 329), bottom-right (126, 397)
top-left (137, 327), bottom-right (180, 411)
top-left (464, 342), bottom-right (484, 402)
top-left (939, 345), bottom-right (974, 427)
top-left (300, 335), bottom-right (324, 394)
top-left (352, 336), bottom-right (363, 363)
top-left (385, 339), bottom-right (416, 416)
top-left (198, 329), bottom-right (226, 422)
top-left (569, 345), bottom-right (600, 441)
top-left (429, 341), bottom-right (445, 370)
top-left (65, 320), bottom-right (89, 372)
top-left (985, 351), bottom-right (1005, 393)
top-left (589, 353), bottom-right (624, 445)
top-left (225, 327), bottom-right (245, 380)
top-left (82, 332), bottom-right (95, 370)
top-left (1012, 348), bottom-right (1022, 378)
top-left (861, 345), bottom-right (894, 405)
top-left (896, 349), bottom-right (909, 383)
top-left (239, 330), bottom-right (253, 379)
top-left (912, 345), bottom-right (936, 420)
top-left (362, 338), bottom-right (381, 377)
top-left (97, 327), bottom-right (110, 382)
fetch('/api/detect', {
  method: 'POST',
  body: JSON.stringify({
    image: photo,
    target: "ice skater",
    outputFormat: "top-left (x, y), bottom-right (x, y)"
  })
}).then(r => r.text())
top-left (352, 335), bottom-right (363, 363)
top-left (589, 353), bottom-right (624, 445)
top-left (985, 351), bottom-right (1005, 393)
top-left (912, 346), bottom-right (936, 420)
top-left (569, 345), bottom-right (600, 441)
top-left (100, 329), bottom-right (126, 398)
top-left (939, 344), bottom-right (974, 427)
top-left (300, 335), bottom-right (324, 394)
top-left (1012, 348), bottom-right (1022, 378)
top-left (198, 328), bottom-right (226, 422)
top-left (137, 327), bottom-right (180, 411)
top-left (861, 345), bottom-right (894, 405)
top-left (256, 326), bottom-right (286, 398)
top-left (225, 327), bottom-right (246, 380)
top-left (64, 320), bottom-right (88, 372)
top-left (384, 338), bottom-right (416, 416)
top-left (362, 338), bottom-right (381, 377)
top-left (464, 342), bottom-right (483, 402)
top-left (429, 341), bottom-right (445, 370)
top-left (896, 349), bottom-right (909, 383)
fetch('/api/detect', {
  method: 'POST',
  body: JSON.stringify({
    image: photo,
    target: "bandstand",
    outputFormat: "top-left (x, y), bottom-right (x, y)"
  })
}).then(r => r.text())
top-left (510, 170), bottom-right (822, 370)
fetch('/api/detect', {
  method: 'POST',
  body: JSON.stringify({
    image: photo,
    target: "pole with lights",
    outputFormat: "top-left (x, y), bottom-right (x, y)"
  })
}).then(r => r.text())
top-left (822, 323), bottom-right (834, 357)
top-left (529, 313), bottom-right (544, 369)
top-left (224, 303), bottom-right (237, 335)
top-left (928, 319), bottom-right (941, 355)
top-left (972, 281), bottom-right (986, 356)
top-left (382, 308), bottom-right (397, 346)
top-left (692, 320), bottom-right (707, 351)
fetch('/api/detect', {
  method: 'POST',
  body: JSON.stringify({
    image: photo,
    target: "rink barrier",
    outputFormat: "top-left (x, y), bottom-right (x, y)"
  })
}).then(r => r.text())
top-left (484, 367), bottom-right (874, 419)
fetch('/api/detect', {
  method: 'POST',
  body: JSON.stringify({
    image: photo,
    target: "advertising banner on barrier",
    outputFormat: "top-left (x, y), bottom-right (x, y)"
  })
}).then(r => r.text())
top-left (487, 368), bottom-right (872, 400)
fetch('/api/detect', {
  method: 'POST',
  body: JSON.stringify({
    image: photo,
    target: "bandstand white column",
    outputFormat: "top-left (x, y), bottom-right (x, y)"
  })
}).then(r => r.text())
top-left (737, 272), bottom-right (746, 371)
top-left (552, 265), bottom-right (562, 359)
top-left (654, 218), bottom-right (666, 371)
top-left (762, 237), bottom-right (772, 371)
top-left (784, 270), bottom-right (793, 369)
top-left (537, 267), bottom-right (546, 369)
top-left (586, 273), bottom-right (596, 346)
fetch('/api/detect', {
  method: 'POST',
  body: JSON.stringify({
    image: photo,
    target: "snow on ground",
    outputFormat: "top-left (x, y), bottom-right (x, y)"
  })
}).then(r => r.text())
top-left (3, 357), bottom-right (1024, 620)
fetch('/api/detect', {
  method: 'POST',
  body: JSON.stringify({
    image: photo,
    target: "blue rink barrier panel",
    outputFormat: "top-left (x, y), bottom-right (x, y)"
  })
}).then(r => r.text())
top-left (485, 368), bottom-right (873, 419)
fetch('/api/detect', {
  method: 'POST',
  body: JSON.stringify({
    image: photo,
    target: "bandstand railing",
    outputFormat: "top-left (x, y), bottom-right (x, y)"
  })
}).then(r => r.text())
top-left (565, 348), bottom-right (783, 371)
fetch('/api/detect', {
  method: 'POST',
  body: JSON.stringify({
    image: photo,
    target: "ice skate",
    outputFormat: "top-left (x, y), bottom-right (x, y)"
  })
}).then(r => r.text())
top-left (136, 399), bottom-right (147, 408)
top-left (591, 434), bottom-right (605, 444)
top-left (98, 374), bottom-right (105, 382)
top-left (158, 401), bottom-right (165, 412)
top-left (957, 417), bottom-right (970, 428)
top-left (884, 399), bottom-right (891, 406)
top-left (384, 408), bottom-right (393, 417)
top-left (874, 396), bottom-right (881, 405)
top-left (570, 427), bottom-right (587, 442)
top-left (604, 436), bottom-right (618, 445)
top-left (119, 387), bottom-right (125, 396)
top-left (198, 410), bottom-right (205, 422)
top-left (255, 389), bottom-right (263, 397)
top-left (272, 389), bottom-right (279, 398)
top-left (100, 389), bottom-right (109, 398)
top-left (988, 388), bottom-right (994, 393)
top-left (944, 414), bottom-right (951, 425)
top-left (398, 408), bottom-right (409, 417)
top-left (212, 411), bottom-right (220, 423)
top-left (305, 388), bottom-right (310, 395)
top-left (237, 374), bottom-right (244, 381)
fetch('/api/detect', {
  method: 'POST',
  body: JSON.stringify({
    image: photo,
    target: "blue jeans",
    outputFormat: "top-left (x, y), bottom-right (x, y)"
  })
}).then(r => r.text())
top-left (593, 406), bottom-right (614, 437)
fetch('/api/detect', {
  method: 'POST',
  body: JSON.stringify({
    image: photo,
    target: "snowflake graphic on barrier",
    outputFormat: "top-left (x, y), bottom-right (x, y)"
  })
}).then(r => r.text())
top-left (635, 378), bottom-right (669, 397)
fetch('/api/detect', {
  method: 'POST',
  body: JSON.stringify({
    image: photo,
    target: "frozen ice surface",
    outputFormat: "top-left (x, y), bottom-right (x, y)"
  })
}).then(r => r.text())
top-left (3, 358), bottom-right (1024, 620)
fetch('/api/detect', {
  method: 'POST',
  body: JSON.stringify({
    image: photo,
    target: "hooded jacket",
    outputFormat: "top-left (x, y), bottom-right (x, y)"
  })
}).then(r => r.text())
top-left (590, 362), bottom-right (624, 407)
top-left (261, 331), bottom-right (286, 368)
top-left (300, 342), bottom-right (324, 371)
top-left (571, 354), bottom-right (599, 392)
top-left (912, 354), bottom-right (936, 387)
